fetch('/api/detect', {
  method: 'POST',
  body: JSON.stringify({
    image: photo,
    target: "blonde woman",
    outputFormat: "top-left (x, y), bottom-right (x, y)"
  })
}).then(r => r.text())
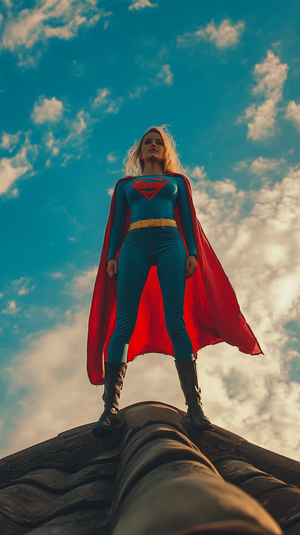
top-left (88, 126), bottom-right (262, 436)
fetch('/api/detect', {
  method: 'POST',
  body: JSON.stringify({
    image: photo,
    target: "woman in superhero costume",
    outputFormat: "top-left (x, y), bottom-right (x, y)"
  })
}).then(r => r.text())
top-left (88, 126), bottom-right (262, 436)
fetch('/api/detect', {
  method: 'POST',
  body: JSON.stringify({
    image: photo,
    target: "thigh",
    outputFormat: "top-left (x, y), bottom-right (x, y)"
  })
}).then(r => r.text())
top-left (117, 231), bottom-right (150, 320)
top-left (156, 228), bottom-right (187, 318)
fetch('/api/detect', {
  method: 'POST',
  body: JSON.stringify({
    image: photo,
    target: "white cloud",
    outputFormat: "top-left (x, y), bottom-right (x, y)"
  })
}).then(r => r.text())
top-left (93, 88), bottom-right (110, 107)
top-left (73, 109), bottom-right (87, 134)
top-left (0, 141), bottom-right (34, 195)
top-left (106, 99), bottom-right (123, 114)
top-left (244, 51), bottom-right (289, 141)
top-left (107, 153), bottom-right (117, 162)
top-left (234, 157), bottom-right (284, 176)
top-left (250, 157), bottom-right (282, 174)
top-left (2, 300), bottom-right (21, 315)
top-left (9, 276), bottom-right (35, 296)
top-left (213, 178), bottom-right (237, 195)
top-left (253, 51), bottom-right (288, 100)
top-left (178, 19), bottom-right (244, 48)
top-left (156, 64), bottom-right (173, 85)
top-left (1, 132), bottom-right (20, 152)
top-left (129, 0), bottom-right (158, 11)
top-left (93, 88), bottom-right (123, 114)
top-left (246, 99), bottom-right (278, 141)
top-left (1, 1), bottom-right (111, 67)
top-left (31, 97), bottom-right (63, 124)
top-left (51, 272), bottom-right (64, 279)
top-left (190, 169), bottom-right (300, 458)
top-left (286, 100), bottom-right (300, 130)
top-left (190, 165), bottom-right (207, 180)
top-left (70, 266), bottom-right (97, 296)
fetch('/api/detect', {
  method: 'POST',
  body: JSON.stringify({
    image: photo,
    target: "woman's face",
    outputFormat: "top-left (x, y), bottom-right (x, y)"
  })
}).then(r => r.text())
top-left (140, 131), bottom-right (165, 165)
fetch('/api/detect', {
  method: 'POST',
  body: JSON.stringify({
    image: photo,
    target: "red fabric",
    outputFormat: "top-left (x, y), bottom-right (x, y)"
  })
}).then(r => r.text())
top-left (87, 173), bottom-right (262, 385)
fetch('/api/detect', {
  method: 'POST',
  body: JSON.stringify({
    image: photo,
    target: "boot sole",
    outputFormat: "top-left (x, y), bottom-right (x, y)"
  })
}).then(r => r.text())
top-left (191, 419), bottom-right (213, 431)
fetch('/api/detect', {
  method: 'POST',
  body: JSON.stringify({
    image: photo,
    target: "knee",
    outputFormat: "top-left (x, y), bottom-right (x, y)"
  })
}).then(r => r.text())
top-left (165, 317), bottom-right (185, 340)
top-left (114, 316), bottom-right (135, 341)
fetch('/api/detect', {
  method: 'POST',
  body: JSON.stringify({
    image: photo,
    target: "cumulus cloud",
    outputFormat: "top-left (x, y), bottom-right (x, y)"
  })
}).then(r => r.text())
top-left (156, 64), bottom-right (173, 85)
top-left (93, 88), bottom-right (123, 114)
top-left (72, 109), bottom-right (88, 135)
top-left (250, 157), bottom-right (282, 174)
top-left (178, 19), bottom-right (244, 48)
top-left (2, 300), bottom-right (21, 315)
top-left (31, 97), bottom-right (63, 124)
top-left (107, 153), bottom-right (117, 162)
top-left (129, 0), bottom-right (158, 11)
top-left (70, 266), bottom-right (97, 297)
top-left (286, 100), bottom-right (300, 130)
top-left (190, 165), bottom-right (207, 180)
top-left (243, 51), bottom-right (289, 141)
top-left (51, 272), bottom-right (64, 279)
top-left (93, 88), bottom-right (110, 107)
top-left (17, 279), bottom-right (35, 296)
top-left (45, 132), bottom-right (60, 155)
top-left (0, 138), bottom-right (36, 195)
top-left (1, 0), bottom-right (111, 67)
top-left (1, 132), bottom-right (20, 152)
top-left (234, 157), bottom-right (285, 176)
top-left (190, 168), bottom-right (300, 458)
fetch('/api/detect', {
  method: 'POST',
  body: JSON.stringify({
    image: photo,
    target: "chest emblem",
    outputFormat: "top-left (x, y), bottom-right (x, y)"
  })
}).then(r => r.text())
top-left (131, 177), bottom-right (170, 200)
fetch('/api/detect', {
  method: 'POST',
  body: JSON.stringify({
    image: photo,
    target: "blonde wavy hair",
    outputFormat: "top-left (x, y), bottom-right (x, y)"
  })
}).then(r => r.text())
top-left (124, 125), bottom-right (186, 176)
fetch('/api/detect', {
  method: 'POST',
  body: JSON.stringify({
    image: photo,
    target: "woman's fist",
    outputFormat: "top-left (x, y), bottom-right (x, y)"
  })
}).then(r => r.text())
top-left (185, 255), bottom-right (198, 279)
top-left (107, 259), bottom-right (118, 279)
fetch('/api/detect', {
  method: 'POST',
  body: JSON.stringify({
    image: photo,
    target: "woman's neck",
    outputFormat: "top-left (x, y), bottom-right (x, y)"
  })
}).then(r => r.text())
top-left (141, 162), bottom-right (164, 176)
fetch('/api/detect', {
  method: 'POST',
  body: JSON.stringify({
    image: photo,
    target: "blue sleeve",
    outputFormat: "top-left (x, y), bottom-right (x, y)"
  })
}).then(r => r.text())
top-left (177, 177), bottom-right (197, 257)
top-left (107, 182), bottom-right (129, 261)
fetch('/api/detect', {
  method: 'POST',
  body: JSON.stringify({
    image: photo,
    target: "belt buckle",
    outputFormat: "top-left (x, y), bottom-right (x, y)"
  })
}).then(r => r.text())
top-left (148, 218), bottom-right (154, 227)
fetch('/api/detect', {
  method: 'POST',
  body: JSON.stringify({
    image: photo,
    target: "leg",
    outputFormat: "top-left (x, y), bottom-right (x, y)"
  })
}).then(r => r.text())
top-left (156, 230), bottom-right (212, 430)
top-left (93, 235), bottom-right (150, 435)
top-left (175, 359), bottom-right (212, 430)
top-left (107, 244), bottom-right (150, 363)
top-left (156, 230), bottom-right (193, 361)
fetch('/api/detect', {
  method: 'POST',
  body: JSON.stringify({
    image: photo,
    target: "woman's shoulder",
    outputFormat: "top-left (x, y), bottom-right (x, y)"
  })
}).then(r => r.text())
top-left (114, 175), bottom-right (137, 190)
top-left (167, 173), bottom-right (190, 187)
top-left (166, 172), bottom-right (188, 181)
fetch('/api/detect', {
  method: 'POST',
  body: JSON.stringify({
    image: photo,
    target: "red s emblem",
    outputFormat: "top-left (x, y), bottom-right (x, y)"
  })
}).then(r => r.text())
top-left (131, 177), bottom-right (170, 200)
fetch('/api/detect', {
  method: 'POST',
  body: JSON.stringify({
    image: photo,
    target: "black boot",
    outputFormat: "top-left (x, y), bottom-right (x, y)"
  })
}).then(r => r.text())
top-left (175, 359), bottom-right (212, 430)
top-left (92, 362), bottom-right (127, 436)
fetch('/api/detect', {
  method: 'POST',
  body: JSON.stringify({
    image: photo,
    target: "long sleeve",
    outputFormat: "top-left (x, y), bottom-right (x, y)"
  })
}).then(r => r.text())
top-left (107, 182), bottom-right (129, 260)
top-left (177, 177), bottom-right (197, 257)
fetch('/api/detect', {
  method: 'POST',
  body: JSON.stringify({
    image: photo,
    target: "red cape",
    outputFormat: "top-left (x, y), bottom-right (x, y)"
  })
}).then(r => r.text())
top-left (87, 173), bottom-right (262, 385)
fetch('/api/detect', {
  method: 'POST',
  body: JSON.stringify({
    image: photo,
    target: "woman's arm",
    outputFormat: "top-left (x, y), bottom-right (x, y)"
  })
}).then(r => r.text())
top-left (177, 177), bottom-right (197, 258)
top-left (107, 182), bottom-right (128, 262)
top-left (177, 177), bottom-right (198, 278)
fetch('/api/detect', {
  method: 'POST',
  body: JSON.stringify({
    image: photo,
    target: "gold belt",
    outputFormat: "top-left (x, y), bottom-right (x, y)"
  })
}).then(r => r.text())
top-left (128, 218), bottom-right (177, 232)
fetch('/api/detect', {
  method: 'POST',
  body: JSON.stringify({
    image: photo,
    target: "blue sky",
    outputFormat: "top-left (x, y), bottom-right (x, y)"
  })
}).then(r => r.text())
top-left (1, 0), bottom-right (300, 460)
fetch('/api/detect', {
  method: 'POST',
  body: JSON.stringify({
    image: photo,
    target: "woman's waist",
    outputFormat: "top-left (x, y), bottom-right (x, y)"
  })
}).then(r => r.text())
top-left (128, 218), bottom-right (177, 231)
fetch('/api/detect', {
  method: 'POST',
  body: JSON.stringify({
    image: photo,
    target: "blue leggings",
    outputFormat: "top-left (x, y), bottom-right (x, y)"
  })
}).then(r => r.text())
top-left (107, 226), bottom-right (194, 364)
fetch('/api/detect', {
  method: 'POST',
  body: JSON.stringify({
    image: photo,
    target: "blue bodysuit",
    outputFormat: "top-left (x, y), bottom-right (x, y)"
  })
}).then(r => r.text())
top-left (108, 175), bottom-right (196, 260)
top-left (107, 175), bottom-right (196, 364)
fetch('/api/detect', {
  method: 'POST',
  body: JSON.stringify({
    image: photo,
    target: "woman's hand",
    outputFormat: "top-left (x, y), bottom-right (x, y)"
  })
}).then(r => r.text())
top-left (185, 255), bottom-right (198, 279)
top-left (107, 259), bottom-right (118, 279)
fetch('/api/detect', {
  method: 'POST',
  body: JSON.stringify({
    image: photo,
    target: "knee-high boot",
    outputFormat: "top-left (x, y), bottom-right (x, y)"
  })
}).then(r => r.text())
top-left (175, 359), bottom-right (212, 430)
top-left (92, 361), bottom-right (127, 436)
